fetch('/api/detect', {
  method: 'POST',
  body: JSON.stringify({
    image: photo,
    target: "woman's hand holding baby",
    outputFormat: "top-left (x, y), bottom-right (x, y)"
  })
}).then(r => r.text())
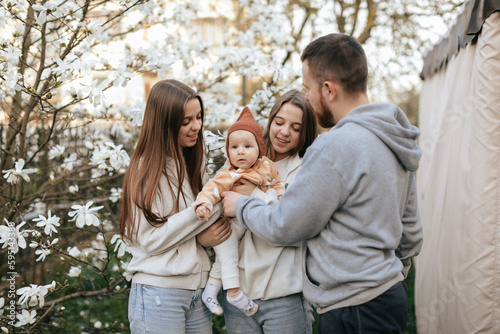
top-left (197, 216), bottom-right (232, 247)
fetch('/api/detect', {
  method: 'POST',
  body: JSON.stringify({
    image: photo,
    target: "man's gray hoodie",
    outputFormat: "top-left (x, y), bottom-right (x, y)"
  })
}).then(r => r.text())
top-left (235, 103), bottom-right (423, 313)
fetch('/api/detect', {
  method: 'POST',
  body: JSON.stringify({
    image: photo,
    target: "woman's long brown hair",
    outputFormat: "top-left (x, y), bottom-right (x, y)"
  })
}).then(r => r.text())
top-left (120, 79), bottom-right (205, 245)
top-left (263, 89), bottom-right (318, 160)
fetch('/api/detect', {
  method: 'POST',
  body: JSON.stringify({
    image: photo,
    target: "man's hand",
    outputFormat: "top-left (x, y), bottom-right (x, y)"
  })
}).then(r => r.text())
top-left (196, 216), bottom-right (232, 247)
top-left (231, 179), bottom-right (256, 196)
top-left (221, 191), bottom-right (244, 218)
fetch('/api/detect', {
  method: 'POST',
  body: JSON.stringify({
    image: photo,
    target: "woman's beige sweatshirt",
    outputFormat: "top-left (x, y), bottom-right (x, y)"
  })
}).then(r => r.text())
top-left (126, 158), bottom-right (222, 289)
top-left (238, 153), bottom-right (303, 300)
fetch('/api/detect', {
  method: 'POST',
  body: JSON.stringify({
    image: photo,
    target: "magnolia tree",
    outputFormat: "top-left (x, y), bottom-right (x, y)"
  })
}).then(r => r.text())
top-left (0, 0), bottom-right (461, 331)
top-left (0, 0), bottom-right (316, 331)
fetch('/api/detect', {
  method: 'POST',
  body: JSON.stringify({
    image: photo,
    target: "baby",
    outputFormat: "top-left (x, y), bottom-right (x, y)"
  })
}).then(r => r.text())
top-left (195, 106), bottom-right (285, 316)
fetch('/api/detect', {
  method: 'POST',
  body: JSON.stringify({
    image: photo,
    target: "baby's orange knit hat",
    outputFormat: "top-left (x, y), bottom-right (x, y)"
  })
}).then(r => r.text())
top-left (226, 106), bottom-right (265, 159)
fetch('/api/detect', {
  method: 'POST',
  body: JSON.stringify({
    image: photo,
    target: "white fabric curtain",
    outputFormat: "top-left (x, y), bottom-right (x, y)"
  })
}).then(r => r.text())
top-left (415, 12), bottom-right (500, 333)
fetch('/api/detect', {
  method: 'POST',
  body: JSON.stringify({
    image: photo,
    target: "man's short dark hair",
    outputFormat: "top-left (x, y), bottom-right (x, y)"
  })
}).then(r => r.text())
top-left (301, 33), bottom-right (368, 96)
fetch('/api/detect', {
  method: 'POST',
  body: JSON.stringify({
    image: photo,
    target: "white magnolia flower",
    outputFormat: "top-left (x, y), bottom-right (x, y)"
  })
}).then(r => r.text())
top-left (32, 4), bottom-right (49, 25)
top-left (111, 234), bottom-right (128, 257)
top-left (68, 85), bottom-right (84, 100)
top-left (120, 261), bottom-right (133, 281)
top-left (67, 246), bottom-right (81, 257)
top-left (74, 52), bottom-right (98, 75)
top-left (204, 130), bottom-right (226, 152)
top-left (0, 220), bottom-right (28, 254)
top-left (17, 283), bottom-right (50, 307)
top-left (68, 266), bottom-right (81, 277)
top-left (15, 309), bottom-right (36, 327)
top-left (81, 79), bottom-right (108, 108)
top-left (4, 71), bottom-right (23, 95)
top-left (48, 145), bottom-right (65, 159)
top-left (35, 248), bottom-right (51, 262)
top-left (68, 201), bottom-right (104, 228)
top-left (0, 297), bottom-right (4, 316)
top-left (78, 20), bottom-right (107, 43)
top-left (91, 167), bottom-right (107, 178)
top-left (107, 63), bottom-right (133, 87)
top-left (89, 145), bottom-right (109, 170)
top-left (33, 210), bottom-right (60, 236)
top-left (2, 159), bottom-right (38, 184)
top-left (0, 220), bottom-right (11, 247)
top-left (109, 187), bottom-right (121, 203)
top-left (53, 58), bottom-right (74, 82)
top-left (84, 141), bottom-right (94, 150)
top-left (69, 185), bottom-right (79, 194)
top-left (33, 0), bottom-right (62, 24)
top-left (0, 7), bottom-right (12, 28)
top-left (127, 99), bottom-right (145, 126)
top-left (105, 142), bottom-right (130, 170)
top-left (61, 153), bottom-right (79, 171)
top-left (2, 45), bottom-right (21, 64)
top-left (92, 105), bottom-right (107, 118)
top-left (84, 20), bottom-right (104, 35)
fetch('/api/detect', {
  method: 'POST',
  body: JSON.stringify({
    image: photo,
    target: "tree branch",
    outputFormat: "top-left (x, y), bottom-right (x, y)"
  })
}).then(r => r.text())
top-left (43, 277), bottom-right (125, 308)
top-left (282, 2), bottom-right (314, 66)
top-left (357, 0), bottom-right (377, 44)
top-left (349, 0), bottom-right (362, 36)
top-left (26, 109), bottom-right (59, 165)
top-left (335, 0), bottom-right (346, 34)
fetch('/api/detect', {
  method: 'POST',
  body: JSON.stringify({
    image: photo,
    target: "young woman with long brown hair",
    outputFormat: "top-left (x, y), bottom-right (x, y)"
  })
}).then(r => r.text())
top-left (120, 79), bottom-right (230, 333)
top-left (200, 89), bottom-right (318, 333)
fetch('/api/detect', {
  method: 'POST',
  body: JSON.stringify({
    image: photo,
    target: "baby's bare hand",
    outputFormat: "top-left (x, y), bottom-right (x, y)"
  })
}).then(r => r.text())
top-left (196, 207), bottom-right (210, 221)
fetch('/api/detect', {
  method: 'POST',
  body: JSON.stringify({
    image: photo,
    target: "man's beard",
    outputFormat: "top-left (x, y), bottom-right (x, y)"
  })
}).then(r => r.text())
top-left (316, 93), bottom-right (335, 128)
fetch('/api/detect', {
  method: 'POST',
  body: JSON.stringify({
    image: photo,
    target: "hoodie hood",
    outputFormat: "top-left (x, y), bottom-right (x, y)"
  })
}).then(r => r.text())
top-left (336, 103), bottom-right (421, 172)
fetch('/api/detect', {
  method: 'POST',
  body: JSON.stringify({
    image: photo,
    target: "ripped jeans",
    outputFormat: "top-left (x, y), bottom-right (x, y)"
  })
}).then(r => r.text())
top-left (128, 283), bottom-right (212, 334)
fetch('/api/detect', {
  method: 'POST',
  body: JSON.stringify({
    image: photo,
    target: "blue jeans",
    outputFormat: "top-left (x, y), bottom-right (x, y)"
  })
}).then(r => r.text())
top-left (222, 291), bottom-right (313, 334)
top-left (317, 281), bottom-right (408, 334)
top-left (128, 283), bottom-right (212, 334)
